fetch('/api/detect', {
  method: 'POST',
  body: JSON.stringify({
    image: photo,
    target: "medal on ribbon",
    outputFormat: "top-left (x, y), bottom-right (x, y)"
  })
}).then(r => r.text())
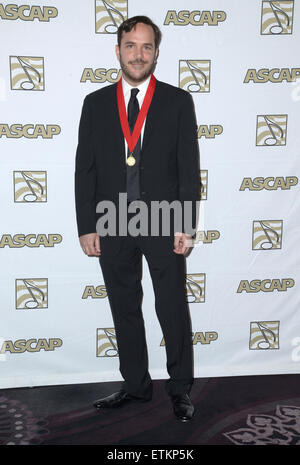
top-left (117, 74), bottom-right (156, 167)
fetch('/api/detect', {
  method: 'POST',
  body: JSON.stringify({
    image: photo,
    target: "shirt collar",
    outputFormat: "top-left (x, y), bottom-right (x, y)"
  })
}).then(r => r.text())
top-left (122, 74), bottom-right (151, 98)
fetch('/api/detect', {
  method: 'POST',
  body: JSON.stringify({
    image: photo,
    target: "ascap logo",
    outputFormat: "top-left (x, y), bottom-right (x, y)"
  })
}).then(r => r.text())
top-left (0, 234), bottom-right (62, 248)
top-left (14, 171), bottom-right (47, 202)
top-left (244, 68), bottom-right (300, 83)
top-left (161, 331), bottom-right (218, 346)
top-left (249, 321), bottom-right (280, 350)
top-left (256, 115), bottom-right (287, 146)
top-left (95, 0), bottom-right (127, 34)
top-left (237, 278), bottom-right (294, 293)
top-left (261, 1), bottom-right (294, 35)
top-left (82, 285), bottom-right (107, 299)
top-left (186, 273), bottom-right (206, 303)
top-left (0, 124), bottom-right (61, 139)
top-left (179, 60), bottom-right (210, 93)
top-left (252, 220), bottom-right (283, 250)
top-left (200, 170), bottom-right (207, 200)
top-left (197, 124), bottom-right (223, 139)
top-left (16, 278), bottom-right (48, 309)
top-left (193, 230), bottom-right (220, 244)
top-left (0, 338), bottom-right (62, 354)
top-left (96, 328), bottom-right (118, 357)
top-left (80, 68), bottom-right (121, 83)
top-left (164, 10), bottom-right (226, 26)
top-left (0, 4), bottom-right (58, 21)
top-left (10, 56), bottom-right (44, 90)
top-left (240, 176), bottom-right (298, 191)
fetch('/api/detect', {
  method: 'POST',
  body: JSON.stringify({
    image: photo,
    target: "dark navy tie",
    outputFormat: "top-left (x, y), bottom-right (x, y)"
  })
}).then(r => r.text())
top-left (126, 88), bottom-right (141, 202)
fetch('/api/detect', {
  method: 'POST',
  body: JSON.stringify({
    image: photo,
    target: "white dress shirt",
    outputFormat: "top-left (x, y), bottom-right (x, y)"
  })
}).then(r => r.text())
top-left (121, 74), bottom-right (151, 158)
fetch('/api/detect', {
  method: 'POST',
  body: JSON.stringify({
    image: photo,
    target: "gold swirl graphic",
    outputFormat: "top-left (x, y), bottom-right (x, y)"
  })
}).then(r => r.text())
top-left (97, 329), bottom-right (118, 356)
top-left (14, 171), bottom-right (46, 202)
top-left (252, 221), bottom-right (282, 250)
top-left (180, 60), bottom-right (210, 92)
top-left (261, 1), bottom-right (293, 34)
top-left (95, 0), bottom-right (127, 33)
top-left (200, 170), bottom-right (208, 200)
top-left (16, 279), bottom-right (48, 309)
top-left (250, 321), bottom-right (279, 349)
top-left (256, 115), bottom-right (287, 146)
top-left (10, 57), bottom-right (44, 91)
top-left (186, 273), bottom-right (205, 303)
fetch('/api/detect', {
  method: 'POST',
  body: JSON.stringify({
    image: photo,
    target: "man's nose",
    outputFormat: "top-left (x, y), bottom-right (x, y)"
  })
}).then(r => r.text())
top-left (135, 46), bottom-right (144, 59)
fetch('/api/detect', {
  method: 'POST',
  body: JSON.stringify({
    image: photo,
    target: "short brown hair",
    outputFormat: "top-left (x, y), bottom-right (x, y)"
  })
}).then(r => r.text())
top-left (117, 16), bottom-right (162, 49)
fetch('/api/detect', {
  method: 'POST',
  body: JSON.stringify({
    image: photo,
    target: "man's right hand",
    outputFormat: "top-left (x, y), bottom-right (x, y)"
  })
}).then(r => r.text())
top-left (79, 233), bottom-right (101, 257)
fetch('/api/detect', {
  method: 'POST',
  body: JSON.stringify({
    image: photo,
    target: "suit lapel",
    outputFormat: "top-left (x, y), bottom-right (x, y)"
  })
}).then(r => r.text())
top-left (111, 83), bottom-right (127, 166)
top-left (141, 79), bottom-right (162, 151)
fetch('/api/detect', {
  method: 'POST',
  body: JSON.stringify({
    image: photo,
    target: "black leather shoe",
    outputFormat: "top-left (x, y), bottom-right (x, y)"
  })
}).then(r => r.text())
top-left (93, 390), bottom-right (151, 409)
top-left (171, 393), bottom-right (194, 422)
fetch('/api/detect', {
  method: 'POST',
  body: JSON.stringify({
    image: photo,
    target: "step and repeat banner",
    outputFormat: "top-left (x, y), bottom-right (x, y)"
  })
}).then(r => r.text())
top-left (1, 0), bottom-right (300, 388)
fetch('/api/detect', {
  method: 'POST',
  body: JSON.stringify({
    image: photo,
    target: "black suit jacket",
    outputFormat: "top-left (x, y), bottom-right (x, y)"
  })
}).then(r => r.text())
top-left (75, 78), bottom-right (200, 249)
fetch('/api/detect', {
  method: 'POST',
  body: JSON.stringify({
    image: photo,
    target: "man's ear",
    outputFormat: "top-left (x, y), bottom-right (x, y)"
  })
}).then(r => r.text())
top-left (115, 44), bottom-right (120, 62)
top-left (154, 48), bottom-right (159, 63)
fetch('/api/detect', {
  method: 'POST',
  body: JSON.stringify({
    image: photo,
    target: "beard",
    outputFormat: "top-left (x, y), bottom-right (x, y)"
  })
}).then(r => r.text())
top-left (119, 54), bottom-right (156, 84)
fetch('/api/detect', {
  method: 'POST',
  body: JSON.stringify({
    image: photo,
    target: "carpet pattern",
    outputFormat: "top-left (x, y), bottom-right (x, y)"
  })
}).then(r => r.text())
top-left (1, 374), bottom-right (300, 445)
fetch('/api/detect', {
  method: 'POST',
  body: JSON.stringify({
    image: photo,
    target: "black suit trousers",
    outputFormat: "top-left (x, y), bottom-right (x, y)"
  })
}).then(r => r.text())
top-left (99, 233), bottom-right (194, 399)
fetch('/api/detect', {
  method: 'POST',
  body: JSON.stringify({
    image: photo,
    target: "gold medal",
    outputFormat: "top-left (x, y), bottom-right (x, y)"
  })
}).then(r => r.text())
top-left (126, 154), bottom-right (136, 166)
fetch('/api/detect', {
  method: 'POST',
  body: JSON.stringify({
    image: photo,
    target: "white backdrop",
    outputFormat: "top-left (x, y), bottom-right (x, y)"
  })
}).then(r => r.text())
top-left (1, 0), bottom-right (300, 389)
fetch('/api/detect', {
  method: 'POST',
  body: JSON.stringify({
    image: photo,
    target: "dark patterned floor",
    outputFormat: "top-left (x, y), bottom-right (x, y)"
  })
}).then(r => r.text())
top-left (1, 374), bottom-right (300, 446)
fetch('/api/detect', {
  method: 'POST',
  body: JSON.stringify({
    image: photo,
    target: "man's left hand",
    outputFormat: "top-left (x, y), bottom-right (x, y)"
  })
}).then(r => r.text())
top-left (173, 232), bottom-right (193, 255)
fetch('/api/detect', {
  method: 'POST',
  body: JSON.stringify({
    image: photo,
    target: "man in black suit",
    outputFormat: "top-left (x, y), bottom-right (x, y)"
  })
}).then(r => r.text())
top-left (75, 16), bottom-right (200, 422)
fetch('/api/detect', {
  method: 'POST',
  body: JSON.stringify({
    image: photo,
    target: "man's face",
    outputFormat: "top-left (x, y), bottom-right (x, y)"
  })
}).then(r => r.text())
top-left (116, 22), bottom-right (159, 86)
